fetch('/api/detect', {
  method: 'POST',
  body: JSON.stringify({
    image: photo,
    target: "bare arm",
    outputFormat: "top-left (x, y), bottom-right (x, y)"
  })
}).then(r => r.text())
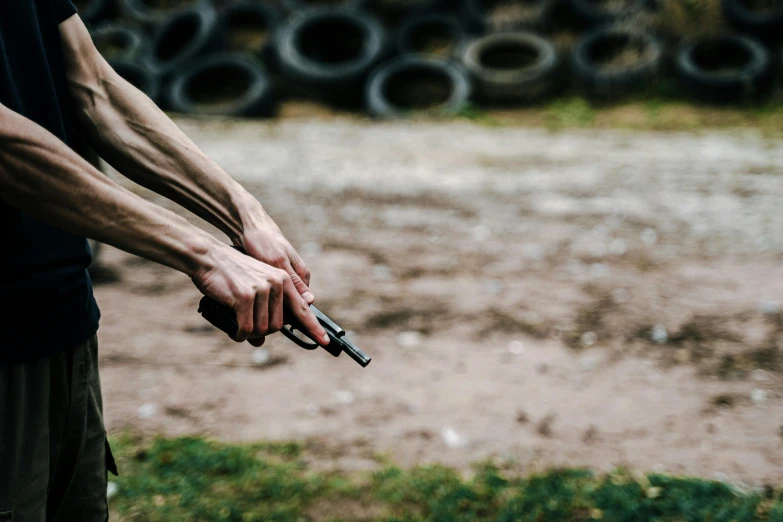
top-left (58, 15), bottom-right (316, 304)
top-left (0, 95), bottom-right (327, 348)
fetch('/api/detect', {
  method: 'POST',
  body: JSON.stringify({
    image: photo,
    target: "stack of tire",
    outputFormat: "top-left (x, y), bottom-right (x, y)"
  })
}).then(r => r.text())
top-left (81, 0), bottom-right (783, 119)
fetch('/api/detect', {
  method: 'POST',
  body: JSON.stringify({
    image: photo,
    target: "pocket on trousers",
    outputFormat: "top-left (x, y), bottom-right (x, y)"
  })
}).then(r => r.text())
top-left (105, 438), bottom-right (119, 476)
top-left (0, 510), bottom-right (12, 520)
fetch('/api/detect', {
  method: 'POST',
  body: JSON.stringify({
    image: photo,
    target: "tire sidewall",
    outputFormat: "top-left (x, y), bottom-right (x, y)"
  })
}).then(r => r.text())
top-left (366, 56), bottom-right (472, 117)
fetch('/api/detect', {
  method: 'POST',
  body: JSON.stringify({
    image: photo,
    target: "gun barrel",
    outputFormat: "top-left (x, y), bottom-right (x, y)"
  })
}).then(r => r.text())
top-left (340, 337), bottom-right (371, 367)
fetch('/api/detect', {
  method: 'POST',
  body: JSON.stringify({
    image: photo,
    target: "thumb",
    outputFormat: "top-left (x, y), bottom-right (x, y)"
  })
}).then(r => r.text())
top-left (286, 263), bottom-right (314, 304)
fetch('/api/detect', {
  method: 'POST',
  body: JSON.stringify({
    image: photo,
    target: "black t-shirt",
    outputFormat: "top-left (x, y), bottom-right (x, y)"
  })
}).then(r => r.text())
top-left (0, 0), bottom-right (100, 363)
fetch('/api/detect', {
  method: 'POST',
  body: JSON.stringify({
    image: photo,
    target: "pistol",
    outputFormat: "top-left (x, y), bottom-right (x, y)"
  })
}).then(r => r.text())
top-left (197, 248), bottom-right (371, 368)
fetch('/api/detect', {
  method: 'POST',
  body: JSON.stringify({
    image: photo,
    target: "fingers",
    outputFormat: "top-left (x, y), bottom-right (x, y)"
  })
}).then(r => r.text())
top-left (234, 290), bottom-right (255, 343)
top-left (282, 278), bottom-right (329, 346)
top-left (288, 268), bottom-right (314, 304)
top-left (289, 252), bottom-right (312, 287)
top-left (251, 288), bottom-right (269, 341)
top-left (248, 337), bottom-right (265, 348)
top-left (285, 255), bottom-right (313, 303)
top-left (267, 271), bottom-right (285, 333)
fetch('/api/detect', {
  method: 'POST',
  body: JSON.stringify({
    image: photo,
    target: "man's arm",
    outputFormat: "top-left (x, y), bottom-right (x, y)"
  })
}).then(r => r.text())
top-left (0, 103), bottom-right (328, 347)
top-left (57, 15), bottom-right (315, 303)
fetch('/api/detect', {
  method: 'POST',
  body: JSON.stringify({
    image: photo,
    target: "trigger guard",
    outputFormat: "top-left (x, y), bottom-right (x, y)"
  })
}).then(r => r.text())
top-left (281, 325), bottom-right (319, 350)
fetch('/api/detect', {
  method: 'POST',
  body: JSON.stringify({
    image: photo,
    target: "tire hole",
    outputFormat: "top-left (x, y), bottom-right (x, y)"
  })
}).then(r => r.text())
top-left (384, 67), bottom-right (452, 110)
top-left (186, 64), bottom-right (252, 108)
top-left (479, 42), bottom-right (540, 70)
top-left (692, 41), bottom-right (753, 74)
top-left (298, 17), bottom-right (365, 64)
top-left (157, 15), bottom-right (199, 61)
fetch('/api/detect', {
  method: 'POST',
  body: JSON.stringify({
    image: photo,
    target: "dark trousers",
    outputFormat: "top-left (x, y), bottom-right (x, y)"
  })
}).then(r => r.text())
top-left (0, 336), bottom-right (117, 522)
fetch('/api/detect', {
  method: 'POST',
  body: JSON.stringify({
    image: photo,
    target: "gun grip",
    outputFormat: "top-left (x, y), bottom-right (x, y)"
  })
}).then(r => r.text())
top-left (198, 297), bottom-right (239, 338)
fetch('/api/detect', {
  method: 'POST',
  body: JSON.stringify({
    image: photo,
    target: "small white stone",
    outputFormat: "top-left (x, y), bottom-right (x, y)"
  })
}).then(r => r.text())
top-left (441, 427), bottom-right (469, 449)
top-left (483, 279), bottom-right (505, 295)
top-left (588, 263), bottom-right (609, 279)
top-left (508, 340), bottom-right (525, 355)
top-left (641, 228), bottom-right (658, 245)
top-left (651, 324), bottom-right (668, 344)
top-left (372, 265), bottom-right (393, 281)
top-left (580, 331), bottom-right (597, 347)
top-left (106, 481), bottom-right (119, 500)
top-left (396, 331), bottom-right (422, 347)
top-left (137, 403), bottom-right (157, 419)
top-left (758, 300), bottom-right (781, 315)
top-left (333, 390), bottom-right (355, 404)
top-left (751, 389), bottom-right (767, 404)
top-left (608, 238), bottom-right (628, 256)
top-left (611, 288), bottom-right (630, 304)
top-left (251, 348), bottom-right (270, 366)
top-left (472, 225), bottom-right (491, 242)
top-left (522, 244), bottom-right (545, 261)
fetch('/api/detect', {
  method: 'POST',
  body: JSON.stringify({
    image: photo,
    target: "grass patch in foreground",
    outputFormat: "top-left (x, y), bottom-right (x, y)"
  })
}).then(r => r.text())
top-left (109, 435), bottom-right (783, 522)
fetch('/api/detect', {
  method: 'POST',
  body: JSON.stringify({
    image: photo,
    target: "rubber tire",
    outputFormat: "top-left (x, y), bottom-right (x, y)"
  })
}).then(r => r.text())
top-left (358, 0), bottom-right (454, 23)
top-left (723, 0), bottom-right (783, 42)
top-left (461, 31), bottom-right (558, 103)
top-left (276, 7), bottom-right (386, 105)
top-left (167, 53), bottom-right (275, 117)
top-left (282, 0), bottom-right (361, 13)
top-left (463, 0), bottom-right (556, 32)
top-left (145, 6), bottom-right (222, 79)
top-left (91, 24), bottom-right (147, 62)
top-left (674, 34), bottom-right (774, 103)
top-left (109, 59), bottom-right (162, 104)
top-left (395, 13), bottom-right (466, 59)
top-left (366, 56), bottom-right (472, 117)
top-left (74, 0), bottom-right (117, 25)
top-left (120, 0), bottom-right (208, 29)
top-left (217, 2), bottom-right (280, 67)
top-left (571, 27), bottom-right (662, 98)
top-left (566, 0), bottom-right (643, 27)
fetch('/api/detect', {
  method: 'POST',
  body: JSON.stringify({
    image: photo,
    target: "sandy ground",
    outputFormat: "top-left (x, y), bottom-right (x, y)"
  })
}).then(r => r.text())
top-left (93, 117), bottom-right (783, 487)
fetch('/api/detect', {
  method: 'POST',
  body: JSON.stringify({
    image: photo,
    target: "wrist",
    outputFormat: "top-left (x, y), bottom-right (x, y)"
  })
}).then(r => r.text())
top-left (184, 229), bottom-right (223, 280)
top-left (230, 187), bottom-right (266, 242)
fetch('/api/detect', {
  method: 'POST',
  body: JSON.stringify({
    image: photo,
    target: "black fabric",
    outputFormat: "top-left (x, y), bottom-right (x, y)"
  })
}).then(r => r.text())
top-left (0, 0), bottom-right (100, 364)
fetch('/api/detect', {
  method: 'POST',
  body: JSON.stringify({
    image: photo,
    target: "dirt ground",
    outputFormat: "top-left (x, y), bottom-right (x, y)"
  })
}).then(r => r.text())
top-left (93, 116), bottom-right (783, 487)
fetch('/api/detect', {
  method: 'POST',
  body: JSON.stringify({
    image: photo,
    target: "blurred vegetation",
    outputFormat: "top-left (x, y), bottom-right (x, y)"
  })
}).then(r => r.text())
top-left (109, 435), bottom-right (783, 522)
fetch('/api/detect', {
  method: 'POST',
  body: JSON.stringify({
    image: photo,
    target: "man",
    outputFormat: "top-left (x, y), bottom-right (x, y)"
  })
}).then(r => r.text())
top-left (0, 1), bottom-right (330, 521)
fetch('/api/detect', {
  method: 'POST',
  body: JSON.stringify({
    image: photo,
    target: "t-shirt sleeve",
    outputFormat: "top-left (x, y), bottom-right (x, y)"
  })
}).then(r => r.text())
top-left (53, 0), bottom-right (78, 23)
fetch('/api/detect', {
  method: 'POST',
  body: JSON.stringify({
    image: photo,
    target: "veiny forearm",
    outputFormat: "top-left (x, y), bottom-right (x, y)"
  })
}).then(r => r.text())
top-left (0, 106), bottom-right (219, 278)
top-left (60, 18), bottom-right (262, 245)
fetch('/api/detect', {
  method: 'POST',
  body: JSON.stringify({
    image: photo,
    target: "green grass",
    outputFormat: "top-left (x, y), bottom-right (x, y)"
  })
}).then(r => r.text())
top-left (547, 98), bottom-right (597, 130)
top-left (109, 435), bottom-right (783, 522)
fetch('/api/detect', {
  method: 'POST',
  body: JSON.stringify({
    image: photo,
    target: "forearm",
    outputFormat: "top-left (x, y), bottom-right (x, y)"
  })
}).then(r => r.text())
top-left (60, 19), bottom-right (262, 244)
top-left (0, 104), bottom-right (219, 279)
